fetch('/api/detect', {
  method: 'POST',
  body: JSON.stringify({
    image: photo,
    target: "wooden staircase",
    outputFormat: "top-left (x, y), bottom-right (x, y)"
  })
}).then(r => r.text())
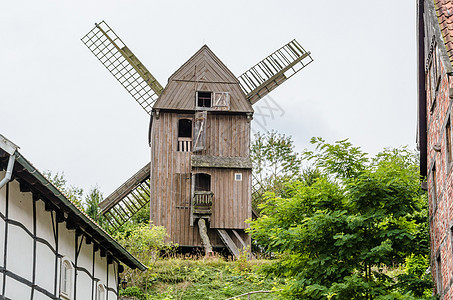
top-left (216, 229), bottom-right (247, 259)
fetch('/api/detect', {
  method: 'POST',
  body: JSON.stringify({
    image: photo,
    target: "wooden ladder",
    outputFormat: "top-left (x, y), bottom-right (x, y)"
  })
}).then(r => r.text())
top-left (216, 229), bottom-right (247, 259)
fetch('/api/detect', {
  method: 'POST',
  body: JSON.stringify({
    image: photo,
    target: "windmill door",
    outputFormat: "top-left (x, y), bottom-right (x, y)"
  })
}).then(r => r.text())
top-left (193, 111), bottom-right (207, 152)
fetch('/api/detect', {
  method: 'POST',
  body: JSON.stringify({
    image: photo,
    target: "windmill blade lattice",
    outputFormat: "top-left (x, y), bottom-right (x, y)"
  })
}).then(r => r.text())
top-left (98, 163), bottom-right (151, 233)
top-left (81, 21), bottom-right (163, 115)
top-left (238, 39), bottom-right (313, 105)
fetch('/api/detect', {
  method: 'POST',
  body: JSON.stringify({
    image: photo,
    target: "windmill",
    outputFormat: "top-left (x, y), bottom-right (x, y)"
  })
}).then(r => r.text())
top-left (81, 21), bottom-right (313, 256)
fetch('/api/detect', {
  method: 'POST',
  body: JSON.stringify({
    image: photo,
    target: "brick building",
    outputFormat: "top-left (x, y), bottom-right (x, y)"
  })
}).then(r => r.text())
top-left (418, 0), bottom-right (453, 298)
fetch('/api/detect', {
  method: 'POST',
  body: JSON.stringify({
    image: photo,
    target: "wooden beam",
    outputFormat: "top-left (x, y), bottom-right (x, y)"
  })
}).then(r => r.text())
top-left (191, 155), bottom-right (252, 169)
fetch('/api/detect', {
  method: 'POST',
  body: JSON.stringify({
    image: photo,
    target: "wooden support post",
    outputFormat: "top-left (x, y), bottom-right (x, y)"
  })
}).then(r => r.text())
top-left (198, 218), bottom-right (213, 256)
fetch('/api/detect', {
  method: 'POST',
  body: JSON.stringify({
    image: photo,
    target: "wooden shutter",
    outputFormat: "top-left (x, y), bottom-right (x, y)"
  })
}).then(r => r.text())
top-left (193, 111), bottom-right (207, 152)
top-left (213, 92), bottom-right (230, 110)
top-left (176, 173), bottom-right (191, 208)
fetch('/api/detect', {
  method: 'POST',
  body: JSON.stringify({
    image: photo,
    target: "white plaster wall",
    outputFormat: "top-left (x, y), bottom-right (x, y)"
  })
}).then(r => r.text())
top-left (58, 222), bottom-right (75, 262)
top-left (77, 271), bottom-right (93, 300)
top-left (35, 241), bottom-right (56, 292)
top-left (8, 180), bottom-right (33, 232)
top-left (108, 261), bottom-right (118, 291)
top-left (7, 223), bottom-right (33, 281)
top-left (36, 200), bottom-right (56, 249)
top-left (4, 277), bottom-right (31, 299)
top-left (78, 239), bottom-right (93, 273)
top-left (0, 272), bottom-right (3, 294)
top-left (94, 249), bottom-right (108, 285)
top-left (34, 290), bottom-right (51, 300)
top-left (1, 176), bottom-right (120, 299)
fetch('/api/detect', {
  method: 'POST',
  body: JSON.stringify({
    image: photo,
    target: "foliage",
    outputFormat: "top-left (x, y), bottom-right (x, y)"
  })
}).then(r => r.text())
top-left (251, 131), bottom-right (301, 211)
top-left (120, 286), bottom-right (146, 300)
top-left (83, 185), bottom-right (107, 227)
top-left (43, 171), bottom-right (110, 229)
top-left (114, 223), bottom-right (177, 288)
top-left (396, 254), bottom-right (432, 298)
top-left (248, 138), bottom-right (432, 299)
top-left (121, 256), bottom-right (284, 300)
top-left (43, 171), bottom-right (84, 207)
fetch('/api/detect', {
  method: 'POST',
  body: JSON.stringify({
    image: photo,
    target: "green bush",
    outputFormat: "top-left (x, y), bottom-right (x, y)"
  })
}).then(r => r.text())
top-left (120, 286), bottom-right (145, 300)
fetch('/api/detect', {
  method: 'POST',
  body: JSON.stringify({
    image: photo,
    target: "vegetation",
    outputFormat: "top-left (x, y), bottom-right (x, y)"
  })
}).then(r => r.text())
top-left (251, 131), bottom-right (301, 211)
top-left (248, 137), bottom-right (432, 299)
top-left (44, 133), bottom-right (434, 299)
top-left (119, 256), bottom-right (284, 300)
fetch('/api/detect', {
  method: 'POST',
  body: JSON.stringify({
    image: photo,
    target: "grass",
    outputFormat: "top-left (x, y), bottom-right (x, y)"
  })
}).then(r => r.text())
top-left (120, 255), bottom-right (285, 300)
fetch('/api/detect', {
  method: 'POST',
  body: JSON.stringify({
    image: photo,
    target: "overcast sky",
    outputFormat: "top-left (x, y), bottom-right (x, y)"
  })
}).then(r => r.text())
top-left (1, 1), bottom-right (416, 195)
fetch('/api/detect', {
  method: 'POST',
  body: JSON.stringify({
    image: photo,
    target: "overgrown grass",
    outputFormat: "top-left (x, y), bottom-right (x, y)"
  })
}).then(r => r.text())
top-left (120, 256), bottom-right (285, 300)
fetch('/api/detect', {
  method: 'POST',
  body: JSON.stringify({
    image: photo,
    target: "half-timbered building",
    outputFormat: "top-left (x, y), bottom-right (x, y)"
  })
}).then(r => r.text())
top-left (418, 0), bottom-right (453, 298)
top-left (0, 134), bottom-right (146, 300)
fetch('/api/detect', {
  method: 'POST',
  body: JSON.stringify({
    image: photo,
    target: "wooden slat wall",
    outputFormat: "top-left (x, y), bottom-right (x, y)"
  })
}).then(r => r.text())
top-left (192, 168), bottom-right (251, 229)
top-left (201, 114), bottom-right (250, 157)
top-left (151, 112), bottom-right (226, 247)
top-left (151, 46), bottom-right (252, 244)
top-left (154, 47), bottom-right (253, 113)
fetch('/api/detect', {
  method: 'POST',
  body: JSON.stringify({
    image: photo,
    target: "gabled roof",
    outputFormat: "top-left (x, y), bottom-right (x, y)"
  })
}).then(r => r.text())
top-left (0, 135), bottom-right (146, 271)
top-left (153, 45), bottom-right (253, 113)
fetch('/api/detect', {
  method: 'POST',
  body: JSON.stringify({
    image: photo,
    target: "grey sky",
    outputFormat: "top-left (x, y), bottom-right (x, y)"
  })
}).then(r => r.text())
top-left (1, 1), bottom-right (416, 195)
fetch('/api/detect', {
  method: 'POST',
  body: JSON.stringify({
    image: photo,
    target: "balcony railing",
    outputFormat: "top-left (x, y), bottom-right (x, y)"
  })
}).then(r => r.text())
top-left (177, 137), bottom-right (192, 152)
top-left (193, 191), bottom-right (213, 214)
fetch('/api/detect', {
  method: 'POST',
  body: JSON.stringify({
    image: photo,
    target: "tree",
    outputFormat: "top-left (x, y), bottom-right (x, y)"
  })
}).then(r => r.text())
top-left (251, 131), bottom-right (301, 210)
top-left (248, 138), bottom-right (431, 299)
top-left (43, 171), bottom-right (84, 207)
top-left (84, 185), bottom-right (108, 228)
top-left (43, 171), bottom-right (109, 229)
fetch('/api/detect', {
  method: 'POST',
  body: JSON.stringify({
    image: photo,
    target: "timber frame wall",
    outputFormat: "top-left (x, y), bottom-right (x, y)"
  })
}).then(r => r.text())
top-left (0, 176), bottom-right (118, 299)
top-left (0, 145), bottom-right (145, 299)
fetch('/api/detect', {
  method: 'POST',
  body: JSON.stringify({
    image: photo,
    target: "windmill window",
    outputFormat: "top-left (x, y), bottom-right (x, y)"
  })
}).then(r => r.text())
top-left (235, 173), bottom-right (242, 181)
top-left (197, 91), bottom-right (212, 108)
top-left (177, 119), bottom-right (192, 152)
top-left (195, 173), bottom-right (211, 191)
top-left (178, 119), bottom-right (192, 138)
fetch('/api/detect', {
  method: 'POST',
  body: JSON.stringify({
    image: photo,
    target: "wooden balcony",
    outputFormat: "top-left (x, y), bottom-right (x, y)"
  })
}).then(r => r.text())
top-left (177, 137), bottom-right (192, 152)
top-left (193, 191), bottom-right (213, 215)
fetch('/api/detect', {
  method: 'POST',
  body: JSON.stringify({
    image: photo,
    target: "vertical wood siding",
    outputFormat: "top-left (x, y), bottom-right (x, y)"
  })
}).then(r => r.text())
top-left (150, 111), bottom-right (251, 246)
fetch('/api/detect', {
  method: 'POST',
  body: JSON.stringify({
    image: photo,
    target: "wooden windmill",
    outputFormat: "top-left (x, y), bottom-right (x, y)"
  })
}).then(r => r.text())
top-left (81, 21), bottom-right (313, 256)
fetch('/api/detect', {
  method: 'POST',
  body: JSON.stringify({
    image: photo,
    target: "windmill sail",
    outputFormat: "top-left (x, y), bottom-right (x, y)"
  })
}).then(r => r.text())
top-left (238, 39), bottom-right (313, 105)
top-left (81, 21), bottom-right (163, 115)
top-left (99, 164), bottom-right (151, 233)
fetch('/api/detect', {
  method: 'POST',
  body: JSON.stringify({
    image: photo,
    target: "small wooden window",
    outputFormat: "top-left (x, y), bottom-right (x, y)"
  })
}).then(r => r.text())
top-left (447, 117), bottom-right (452, 164)
top-left (178, 119), bottom-right (192, 138)
top-left (195, 173), bottom-right (211, 191)
top-left (213, 92), bottom-right (230, 110)
top-left (197, 91), bottom-right (212, 108)
top-left (177, 119), bottom-right (193, 152)
top-left (235, 173), bottom-right (242, 181)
